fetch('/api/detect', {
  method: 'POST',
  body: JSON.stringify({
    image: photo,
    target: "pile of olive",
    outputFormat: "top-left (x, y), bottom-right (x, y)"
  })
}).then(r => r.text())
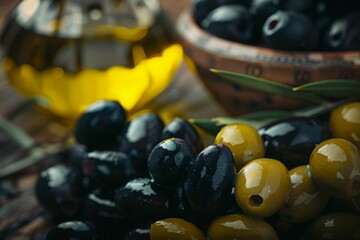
top-left (192, 0), bottom-right (360, 51)
top-left (36, 100), bottom-right (360, 240)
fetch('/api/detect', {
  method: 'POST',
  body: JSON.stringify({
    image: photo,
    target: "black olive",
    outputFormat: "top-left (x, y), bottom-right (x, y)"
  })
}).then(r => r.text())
top-left (114, 178), bottom-right (178, 222)
top-left (322, 13), bottom-right (360, 51)
top-left (35, 164), bottom-right (84, 221)
top-left (119, 113), bottom-right (164, 173)
top-left (161, 118), bottom-right (203, 154)
top-left (83, 150), bottom-right (139, 189)
top-left (148, 138), bottom-right (195, 188)
top-left (124, 227), bottom-right (151, 240)
top-left (258, 117), bottom-right (330, 169)
top-left (262, 10), bottom-right (319, 51)
top-left (201, 4), bottom-right (254, 43)
top-left (45, 221), bottom-right (97, 240)
top-left (74, 100), bottom-right (126, 151)
top-left (192, 0), bottom-right (218, 25)
top-left (183, 144), bottom-right (235, 220)
top-left (83, 189), bottom-right (134, 239)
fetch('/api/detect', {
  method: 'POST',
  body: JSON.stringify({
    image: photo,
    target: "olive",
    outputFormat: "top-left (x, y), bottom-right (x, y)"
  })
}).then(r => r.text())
top-left (214, 123), bottom-right (264, 172)
top-left (207, 214), bottom-right (279, 240)
top-left (279, 0), bottom-right (319, 13)
top-left (147, 138), bottom-right (195, 188)
top-left (235, 158), bottom-right (291, 218)
top-left (330, 102), bottom-right (360, 149)
top-left (119, 112), bottom-right (164, 172)
top-left (114, 178), bottom-right (178, 222)
top-left (124, 227), bottom-right (150, 240)
top-left (322, 13), bottom-right (360, 51)
top-left (309, 138), bottom-right (360, 198)
top-left (35, 164), bottom-right (83, 221)
top-left (161, 118), bottom-right (203, 154)
top-left (304, 212), bottom-right (360, 240)
top-left (192, 0), bottom-right (218, 25)
top-left (262, 10), bottom-right (319, 51)
top-left (326, 195), bottom-right (360, 216)
top-left (250, 0), bottom-right (281, 38)
top-left (83, 189), bottom-right (134, 239)
top-left (45, 221), bottom-right (97, 240)
top-left (258, 117), bottom-right (331, 169)
top-left (74, 100), bottom-right (126, 150)
top-left (277, 165), bottom-right (330, 223)
top-left (183, 144), bottom-right (235, 219)
top-left (201, 5), bottom-right (254, 43)
top-left (150, 218), bottom-right (206, 240)
top-left (82, 151), bottom-right (138, 189)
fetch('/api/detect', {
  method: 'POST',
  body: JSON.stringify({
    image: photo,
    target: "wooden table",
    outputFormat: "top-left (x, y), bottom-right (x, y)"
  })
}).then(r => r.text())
top-left (0, 1), bottom-right (226, 238)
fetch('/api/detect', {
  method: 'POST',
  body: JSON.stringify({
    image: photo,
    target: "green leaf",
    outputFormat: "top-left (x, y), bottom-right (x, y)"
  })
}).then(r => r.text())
top-left (210, 69), bottom-right (325, 104)
top-left (293, 79), bottom-right (360, 98)
top-left (189, 117), bottom-right (271, 136)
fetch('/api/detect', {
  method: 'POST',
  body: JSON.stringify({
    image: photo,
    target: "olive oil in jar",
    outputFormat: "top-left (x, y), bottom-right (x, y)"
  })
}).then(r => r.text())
top-left (0, 0), bottom-right (182, 119)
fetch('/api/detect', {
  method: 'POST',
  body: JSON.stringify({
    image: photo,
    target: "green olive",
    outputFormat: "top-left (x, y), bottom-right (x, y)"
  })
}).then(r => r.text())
top-left (330, 102), bottom-right (360, 149)
top-left (278, 165), bottom-right (330, 223)
top-left (214, 123), bottom-right (265, 171)
top-left (235, 158), bottom-right (291, 218)
top-left (150, 218), bottom-right (206, 240)
top-left (304, 212), bottom-right (360, 240)
top-left (207, 214), bottom-right (279, 240)
top-left (309, 138), bottom-right (360, 198)
top-left (327, 194), bottom-right (360, 216)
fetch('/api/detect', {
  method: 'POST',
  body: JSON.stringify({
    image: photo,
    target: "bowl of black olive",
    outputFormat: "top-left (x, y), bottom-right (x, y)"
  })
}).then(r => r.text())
top-left (176, 0), bottom-right (360, 116)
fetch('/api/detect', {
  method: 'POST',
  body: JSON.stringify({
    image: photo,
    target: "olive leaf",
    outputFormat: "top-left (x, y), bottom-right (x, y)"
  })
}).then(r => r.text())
top-left (293, 79), bottom-right (360, 98)
top-left (210, 69), bottom-right (325, 104)
top-left (190, 97), bottom-right (360, 136)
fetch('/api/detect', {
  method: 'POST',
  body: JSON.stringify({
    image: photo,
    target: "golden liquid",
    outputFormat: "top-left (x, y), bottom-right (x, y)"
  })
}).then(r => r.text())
top-left (0, 2), bottom-right (183, 120)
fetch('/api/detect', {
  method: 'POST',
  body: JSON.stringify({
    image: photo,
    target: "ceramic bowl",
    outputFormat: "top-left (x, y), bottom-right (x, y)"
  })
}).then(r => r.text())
top-left (176, 9), bottom-right (360, 116)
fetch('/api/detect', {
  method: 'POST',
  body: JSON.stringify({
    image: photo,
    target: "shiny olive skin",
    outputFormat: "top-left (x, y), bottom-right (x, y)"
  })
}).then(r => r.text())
top-left (82, 151), bottom-right (138, 189)
top-left (124, 227), bottom-right (150, 240)
top-left (330, 102), bottom-right (360, 149)
top-left (35, 164), bottom-right (83, 221)
top-left (148, 138), bottom-right (195, 188)
top-left (278, 165), bottom-right (329, 223)
top-left (201, 5), bottom-right (254, 43)
top-left (119, 113), bottom-right (164, 171)
top-left (150, 218), bottom-right (206, 240)
top-left (215, 123), bottom-right (264, 172)
top-left (207, 214), bottom-right (279, 240)
top-left (83, 189), bottom-right (133, 239)
top-left (309, 138), bottom-right (360, 198)
top-left (74, 100), bottom-right (126, 150)
top-left (45, 221), bottom-right (97, 240)
top-left (235, 158), bottom-right (291, 218)
top-left (304, 212), bottom-right (360, 240)
top-left (161, 118), bottom-right (203, 154)
top-left (183, 144), bottom-right (235, 219)
top-left (114, 178), bottom-right (178, 222)
top-left (262, 10), bottom-right (319, 51)
top-left (259, 117), bottom-right (331, 169)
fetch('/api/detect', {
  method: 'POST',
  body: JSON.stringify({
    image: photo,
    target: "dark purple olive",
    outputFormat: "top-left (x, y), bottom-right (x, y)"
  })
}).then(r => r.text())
top-left (258, 117), bottom-right (331, 169)
top-left (262, 10), bottom-right (319, 51)
top-left (183, 144), bottom-right (235, 220)
top-left (124, 227), bottom-right (150, 240)
top-left (45, 221), bottom-right (97, 240)
top-left (148, 138), bottom-right (195, 188)
top-left (83, 189), bottom-right (134, 239)
top-left (161, 118), bottom-right (203, 154)
top-left (74, 100), bottom-right (126, 151)
top-left (82, 151), bottom-right (138, 189)
top-left (35, 164), bottom-right (83, 221)
top-left (279, 0), bottom-right (319, 13)
top-left (201, 4), bottom-right (254, 43)
top-left (322, 13), bottom-right (360, 51)
top-left (119, 113), bottom-right (164, 172)
top-left (192, 0), bottom-right (218, 25)
top-left (115, 178), bottom-right (178, 222)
